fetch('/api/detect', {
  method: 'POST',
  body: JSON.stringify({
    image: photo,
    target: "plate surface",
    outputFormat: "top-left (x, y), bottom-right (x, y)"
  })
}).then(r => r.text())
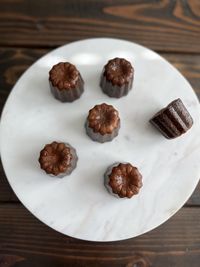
top-left (1, 38), bottom-right (200, 241)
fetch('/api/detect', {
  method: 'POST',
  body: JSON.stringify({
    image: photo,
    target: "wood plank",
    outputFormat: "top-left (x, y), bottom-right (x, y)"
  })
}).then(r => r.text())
top-left (0, 0), bottom-right (199, 52)
top-left (0, 162), bottom-right (18, 202)
top-left (0, 47), bottom-right (200, 204)
top-left (164, 53), bottom-right (200, 97)
top-left (0, 204), bottom-right (200, 267)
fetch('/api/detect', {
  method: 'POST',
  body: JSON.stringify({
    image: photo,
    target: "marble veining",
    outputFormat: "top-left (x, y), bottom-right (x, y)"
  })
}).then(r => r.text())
top-left (0, 38), bottom-right (200, 241)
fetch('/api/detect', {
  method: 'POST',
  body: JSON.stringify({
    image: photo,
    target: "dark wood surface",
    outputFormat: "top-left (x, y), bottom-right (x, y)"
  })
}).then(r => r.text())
top-left (0, 0), bottom-right (200, 52)
top-left (1, 205), bottom-right (200, 267)
top-left (0, 1), bottom-right (200, 266)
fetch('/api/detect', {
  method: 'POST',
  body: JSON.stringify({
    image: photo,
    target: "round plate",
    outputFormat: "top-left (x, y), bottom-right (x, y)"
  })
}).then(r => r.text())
top-left (1, 38), bottom-right (200, 241)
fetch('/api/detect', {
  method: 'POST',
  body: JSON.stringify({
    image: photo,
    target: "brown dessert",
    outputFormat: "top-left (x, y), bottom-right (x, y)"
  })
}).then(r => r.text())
top-left (104, 163), bottom-right (143, 198)
top-left (100, 58), bottom-right (134, 98)
top-left (49, 62), bottom-right (84, 102)
top-left (150, 98), bottom-right (193, 139)
top-left (85, 103), bottom-right (120, 143)
top-left (39, 141), bottom-right (78, 177)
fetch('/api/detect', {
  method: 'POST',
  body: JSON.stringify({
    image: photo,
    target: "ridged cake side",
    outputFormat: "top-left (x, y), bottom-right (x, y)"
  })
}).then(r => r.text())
top-left (150, 98), bottom-right (193, 139)
top-left (100, 73), bottom-right (133, 98)
top-left (50, 76), bottom-right (84, 103)
top-left (85, 121), bottom-right (120, 143)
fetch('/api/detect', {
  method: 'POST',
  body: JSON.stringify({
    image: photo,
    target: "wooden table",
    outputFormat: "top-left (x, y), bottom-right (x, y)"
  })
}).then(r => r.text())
top-left (0, 1), bottom-right (200, 266)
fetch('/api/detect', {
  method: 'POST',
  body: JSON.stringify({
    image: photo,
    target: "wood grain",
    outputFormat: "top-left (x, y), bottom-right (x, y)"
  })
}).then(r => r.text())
top-left (0, 0), bottom-right (199, 52)
top-left (0, 47), bottom-right (200, 205)
top-left (0, 162), bottom-right (18, 203)
top-left (0, 204), bottom-right (200, 267)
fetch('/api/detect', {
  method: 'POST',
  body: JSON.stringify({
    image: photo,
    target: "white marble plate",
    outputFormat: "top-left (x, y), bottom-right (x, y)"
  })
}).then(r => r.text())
top-left (1, 38), bottom-right (200, 242)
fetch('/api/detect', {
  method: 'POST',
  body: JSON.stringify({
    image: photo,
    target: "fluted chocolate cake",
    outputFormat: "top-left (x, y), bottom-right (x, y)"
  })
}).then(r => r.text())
top-left (85, 103), bottom-right (120, 143)
top-left (100, 58), bottom-right (134, 98)
top-left (104, 163), bottom-right (143, 198)
top-left (39, 141), bottom-right (78, 177)
top-left (150, 98), bottom-right (193, 139)
top-left (49, 62), bottom-right (84, 102)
